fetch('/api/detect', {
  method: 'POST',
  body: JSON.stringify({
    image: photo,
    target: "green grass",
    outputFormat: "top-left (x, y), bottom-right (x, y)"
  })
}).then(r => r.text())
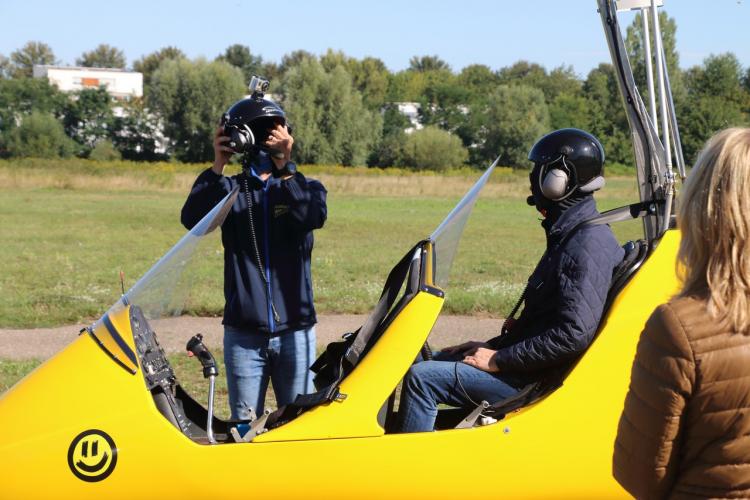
top-left (0, 160), bottom-right (641, 328)
top-left (0, 359), bottom-right (42, 393)
top-left (163, 348), bottom-right (232, 420)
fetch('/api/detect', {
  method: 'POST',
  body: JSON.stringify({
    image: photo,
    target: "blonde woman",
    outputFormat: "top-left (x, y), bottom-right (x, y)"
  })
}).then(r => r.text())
top-left (613, 128), bottom-right (750, 499)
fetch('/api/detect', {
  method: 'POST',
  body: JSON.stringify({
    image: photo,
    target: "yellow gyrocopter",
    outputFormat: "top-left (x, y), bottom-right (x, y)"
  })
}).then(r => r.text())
top-left (0, 1), bottom-right (688, 498)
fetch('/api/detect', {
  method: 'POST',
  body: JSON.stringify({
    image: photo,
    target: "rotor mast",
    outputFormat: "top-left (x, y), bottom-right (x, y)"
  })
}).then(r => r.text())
top-left (599, 0), bottom-right (686, 241)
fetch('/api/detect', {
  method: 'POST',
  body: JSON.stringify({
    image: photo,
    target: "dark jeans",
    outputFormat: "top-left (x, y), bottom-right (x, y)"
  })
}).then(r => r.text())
top-left (397, 351), bottom-right (522, 433)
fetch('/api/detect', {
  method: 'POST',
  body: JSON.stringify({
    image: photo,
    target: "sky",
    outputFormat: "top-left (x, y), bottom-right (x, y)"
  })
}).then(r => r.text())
top-left (0, 0), bottom-right (748, 78)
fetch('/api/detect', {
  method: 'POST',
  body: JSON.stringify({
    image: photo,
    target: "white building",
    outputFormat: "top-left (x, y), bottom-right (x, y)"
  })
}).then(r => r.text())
top-left (394, 102), bottom-right (423, 133)
top-left (33, 65), bottom-right (143, 100)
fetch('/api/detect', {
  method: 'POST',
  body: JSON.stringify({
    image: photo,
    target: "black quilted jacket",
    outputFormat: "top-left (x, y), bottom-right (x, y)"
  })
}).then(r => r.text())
top-left (181, 167), bottom-right (327, 334)
top-left (489, 196), bottom-right (624, 381)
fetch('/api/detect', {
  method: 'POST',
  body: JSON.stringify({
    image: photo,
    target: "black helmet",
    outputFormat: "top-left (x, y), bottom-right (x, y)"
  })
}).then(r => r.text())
top-left (221, 77), bottom-right (286, 155)
top-left (528, 128), bottom-right (605, 201)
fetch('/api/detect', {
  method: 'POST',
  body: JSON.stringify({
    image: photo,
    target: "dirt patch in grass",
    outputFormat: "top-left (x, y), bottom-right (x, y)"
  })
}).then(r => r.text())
top-left (0, 313), bottom-right (502, 361)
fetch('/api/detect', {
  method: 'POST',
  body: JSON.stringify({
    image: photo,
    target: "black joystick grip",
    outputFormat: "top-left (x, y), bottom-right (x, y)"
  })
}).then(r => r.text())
top-left (186, 334), bottom-right (219, 379)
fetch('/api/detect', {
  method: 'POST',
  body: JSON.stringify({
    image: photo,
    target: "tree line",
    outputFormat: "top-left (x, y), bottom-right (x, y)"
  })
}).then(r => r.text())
top-left (1, 12), bottom-right (749, 170)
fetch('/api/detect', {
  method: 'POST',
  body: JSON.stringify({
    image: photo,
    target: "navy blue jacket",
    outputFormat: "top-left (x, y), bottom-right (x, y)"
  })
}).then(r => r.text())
top-left (489, 196), bottom-right (624, 381)
top-left (181, 167), bottom-right (327, 334)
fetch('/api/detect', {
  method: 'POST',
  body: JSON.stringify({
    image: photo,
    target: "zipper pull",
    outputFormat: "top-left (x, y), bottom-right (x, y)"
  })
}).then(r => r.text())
top-left (271, 302), bottom-right (281, 324)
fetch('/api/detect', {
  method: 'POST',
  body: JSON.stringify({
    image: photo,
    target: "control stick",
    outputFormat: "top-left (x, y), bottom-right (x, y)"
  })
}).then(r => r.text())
top-left (186, 334), bottom-right (218, 444)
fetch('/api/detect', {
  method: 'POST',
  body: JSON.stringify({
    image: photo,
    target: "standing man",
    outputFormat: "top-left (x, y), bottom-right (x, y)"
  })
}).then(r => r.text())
top-left (397, 128), bottom-right (624, 433)
top-left (181, 78), bottom-right (327, 420)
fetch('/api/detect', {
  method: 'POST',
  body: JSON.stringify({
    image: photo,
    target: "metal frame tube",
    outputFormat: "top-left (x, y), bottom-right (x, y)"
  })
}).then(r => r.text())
top-left (602, 0), bottom-right (664, 241)
top-left (661, 43), bottom-right (687, 180)
top-left (651, 0), bottom-right (672, 169)
top-left (207, 376), bottom-right (217, 444)
top-left (642, 7), bottom-right (658, 132)
top-left (651, 0), bottom-right (676, 235)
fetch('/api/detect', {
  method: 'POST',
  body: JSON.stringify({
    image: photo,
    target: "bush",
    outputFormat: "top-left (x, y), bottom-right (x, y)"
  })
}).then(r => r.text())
top-left (148, 58), bottom-right (246, 162)
top-left (401, 126), bottom-right (468, 171)
top-left (6, 112), bottom-right (76, 158)
top-left (480, 84), bottom-right (549, 169)
top-left (89, 139), bottom-right (121, 161)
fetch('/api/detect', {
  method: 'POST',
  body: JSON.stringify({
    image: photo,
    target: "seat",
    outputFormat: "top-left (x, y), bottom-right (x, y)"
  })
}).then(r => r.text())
top-left (265, 241), bottom-right (427, 430)
top-left (604, 239), bottom-right (649, 310)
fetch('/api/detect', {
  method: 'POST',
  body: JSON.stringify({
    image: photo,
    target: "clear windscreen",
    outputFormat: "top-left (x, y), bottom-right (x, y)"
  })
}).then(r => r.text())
top-left (89, 156), bottom-right (495, 334)
top-left (92, 187), bottom-right (239, 331)
top-left (428, 158), bottom-right (498, 288)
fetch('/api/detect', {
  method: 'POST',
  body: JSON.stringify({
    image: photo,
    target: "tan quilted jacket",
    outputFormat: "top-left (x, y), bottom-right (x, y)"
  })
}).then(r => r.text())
top-left (613, 296), bottom-right (750, 499)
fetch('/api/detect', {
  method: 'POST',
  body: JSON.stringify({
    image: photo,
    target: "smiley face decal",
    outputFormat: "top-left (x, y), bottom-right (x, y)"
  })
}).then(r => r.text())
top-left (67, 430), bottom-right (118, 482)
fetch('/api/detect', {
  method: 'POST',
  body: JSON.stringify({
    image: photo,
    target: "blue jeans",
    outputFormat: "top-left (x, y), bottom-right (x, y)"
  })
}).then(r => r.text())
top-left (224, 325), bottom-right (316, 420)
top-left (397, 351), bottom-right (522, 433)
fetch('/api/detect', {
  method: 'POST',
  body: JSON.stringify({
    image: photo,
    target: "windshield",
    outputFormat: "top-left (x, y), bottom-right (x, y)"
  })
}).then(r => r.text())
top-left (89, 157), bottom-right (495, 345)
top-left (429, 158), bottom-right (498, 288)
top-left (91, 187), bottom-right (239, 331)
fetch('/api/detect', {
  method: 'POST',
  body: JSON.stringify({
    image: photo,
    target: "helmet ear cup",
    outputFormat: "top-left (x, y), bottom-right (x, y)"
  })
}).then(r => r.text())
top-left (226, 124), bottom-right (255, 153)
top-left (540, 168), bottom-right (570, 200)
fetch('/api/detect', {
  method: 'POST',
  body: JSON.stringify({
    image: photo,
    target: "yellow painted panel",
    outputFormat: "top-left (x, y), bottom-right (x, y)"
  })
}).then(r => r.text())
top-left (88, 307), bottom-right (139, 374)
top-left (255, 291), bottom-right (444, 441)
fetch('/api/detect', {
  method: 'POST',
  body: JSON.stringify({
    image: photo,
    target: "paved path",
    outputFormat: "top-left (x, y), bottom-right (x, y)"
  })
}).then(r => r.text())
top-left (0, 314), bottom-right (502, 360)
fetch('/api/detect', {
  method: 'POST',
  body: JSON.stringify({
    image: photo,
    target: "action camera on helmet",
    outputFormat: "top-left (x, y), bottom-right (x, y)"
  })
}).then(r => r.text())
top-left (248, 76), bottom-right (270, 95)
top-left (220, 75), bottom-right (287, 159)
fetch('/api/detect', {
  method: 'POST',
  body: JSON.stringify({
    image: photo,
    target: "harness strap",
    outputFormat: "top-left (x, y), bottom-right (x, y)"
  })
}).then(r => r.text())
top-left (345, 240), bottom-right (425, 367)
top-left (270, 240), bottom-right (426, 424)
top-left (581, 200), bottom-right (661, 228)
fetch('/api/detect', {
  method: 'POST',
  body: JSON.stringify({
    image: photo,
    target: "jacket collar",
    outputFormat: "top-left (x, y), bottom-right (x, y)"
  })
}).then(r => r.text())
top-left (242, 167), bottom-right (282, 189)
top-left (543, 195), bottom-right (599, 245)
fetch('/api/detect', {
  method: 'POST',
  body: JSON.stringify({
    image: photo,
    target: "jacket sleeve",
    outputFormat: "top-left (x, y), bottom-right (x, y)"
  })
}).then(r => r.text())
top-left (613, 304), bottom-right (695, 500)
top-left (273, 172), bottom-right (327, 232)
top-left (180, 168), bottom-right (232, 230)
top-left (492, 251), bottom-right (610, 372)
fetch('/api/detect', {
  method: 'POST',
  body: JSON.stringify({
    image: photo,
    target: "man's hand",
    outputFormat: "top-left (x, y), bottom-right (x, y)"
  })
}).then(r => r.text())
top-left (462, 347), bottom-right (500, 373)
top-left (266, 123), bottom-right (294, 168)
top-left (442, 341), bottom-right (490, 356)
top-left (212, 126), bottom-right (234, 175)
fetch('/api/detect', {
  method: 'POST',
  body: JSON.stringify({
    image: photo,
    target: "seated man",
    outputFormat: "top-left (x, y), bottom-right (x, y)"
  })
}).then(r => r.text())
top-left (397, 128), bottom-right (625, 433)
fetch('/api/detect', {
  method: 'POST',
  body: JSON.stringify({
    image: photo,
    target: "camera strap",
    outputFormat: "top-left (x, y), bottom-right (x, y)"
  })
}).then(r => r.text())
top-left (241, 171), bottom-right (281, 324)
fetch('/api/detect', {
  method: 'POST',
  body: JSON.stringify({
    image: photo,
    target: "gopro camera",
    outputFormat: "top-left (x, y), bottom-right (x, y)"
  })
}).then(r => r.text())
top-left (249, 76), bottom-right (270, 97)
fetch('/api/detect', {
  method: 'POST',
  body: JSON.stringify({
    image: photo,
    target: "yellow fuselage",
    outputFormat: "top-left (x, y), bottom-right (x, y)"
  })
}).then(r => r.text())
top-left (0, 231), bottom-right (681, 499)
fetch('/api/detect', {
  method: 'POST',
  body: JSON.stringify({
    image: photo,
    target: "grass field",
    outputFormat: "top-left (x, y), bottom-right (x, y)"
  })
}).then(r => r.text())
top-left (0, 359), bottom-right (41, 394)
top-left (0, 158), bottom-right (642, 328)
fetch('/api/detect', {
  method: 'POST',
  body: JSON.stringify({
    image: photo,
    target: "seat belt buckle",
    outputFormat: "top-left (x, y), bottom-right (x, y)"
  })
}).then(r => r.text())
top-left (329, 387), bottom-right (347, 402)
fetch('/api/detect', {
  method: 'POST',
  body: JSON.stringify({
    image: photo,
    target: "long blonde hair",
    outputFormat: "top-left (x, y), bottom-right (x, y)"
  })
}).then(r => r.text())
top-left (677, 127), bottom-right (750, 332)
